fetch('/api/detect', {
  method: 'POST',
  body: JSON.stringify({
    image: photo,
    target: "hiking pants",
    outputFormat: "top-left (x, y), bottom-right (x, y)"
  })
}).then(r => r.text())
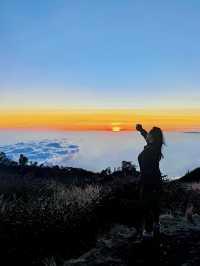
top-left (140, 185), bottom-right (161, 232)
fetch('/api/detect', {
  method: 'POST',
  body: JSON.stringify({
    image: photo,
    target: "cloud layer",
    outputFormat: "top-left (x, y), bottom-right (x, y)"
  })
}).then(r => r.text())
top-left (0, 132), bottom-right (199, 179)
top-left (0, 139), bottom-right (80, 166)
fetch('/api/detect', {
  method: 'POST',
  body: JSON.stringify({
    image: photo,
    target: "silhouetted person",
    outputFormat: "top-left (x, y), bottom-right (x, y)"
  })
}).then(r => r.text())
top-left (136, 124), bottom-right (164, 239)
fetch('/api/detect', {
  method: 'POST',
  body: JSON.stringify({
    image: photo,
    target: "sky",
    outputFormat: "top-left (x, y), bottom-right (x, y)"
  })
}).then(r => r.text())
top-left (1, 0), bottom-right (200, 131)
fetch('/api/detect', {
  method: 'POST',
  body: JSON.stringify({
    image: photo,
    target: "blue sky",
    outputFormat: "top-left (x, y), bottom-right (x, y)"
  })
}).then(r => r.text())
top-left (1, 0), bottom-right (200, 109)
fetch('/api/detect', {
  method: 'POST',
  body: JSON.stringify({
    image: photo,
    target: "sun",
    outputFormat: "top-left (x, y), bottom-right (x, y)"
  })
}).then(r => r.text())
top-left (112, 126), bottom-right (121, 132)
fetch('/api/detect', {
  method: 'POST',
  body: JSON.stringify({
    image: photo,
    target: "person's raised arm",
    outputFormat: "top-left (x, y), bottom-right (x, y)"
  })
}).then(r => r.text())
top-left (136, 124), bottom-right (148, 143)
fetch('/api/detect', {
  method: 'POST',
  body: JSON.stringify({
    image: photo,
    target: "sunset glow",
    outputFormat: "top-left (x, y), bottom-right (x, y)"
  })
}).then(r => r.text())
top-left (0, 108), bottom-right (199, 132)
top-left (112, 126), bottom-right (121, 132)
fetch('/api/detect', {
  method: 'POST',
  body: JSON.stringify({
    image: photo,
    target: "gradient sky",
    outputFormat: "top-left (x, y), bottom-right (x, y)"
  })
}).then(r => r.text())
top-left (1, 1), bottom-right (200, 131)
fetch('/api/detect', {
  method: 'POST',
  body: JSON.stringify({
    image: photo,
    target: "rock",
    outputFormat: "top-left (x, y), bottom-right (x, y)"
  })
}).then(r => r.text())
top-left (64, 224), bottom-right (136, 266)
top-left (63, 215), bottom-right (200, 266)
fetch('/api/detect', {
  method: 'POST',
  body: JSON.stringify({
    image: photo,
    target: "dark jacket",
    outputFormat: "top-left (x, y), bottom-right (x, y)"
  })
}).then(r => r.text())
top-left (138, 129), bottom-right (162, 185)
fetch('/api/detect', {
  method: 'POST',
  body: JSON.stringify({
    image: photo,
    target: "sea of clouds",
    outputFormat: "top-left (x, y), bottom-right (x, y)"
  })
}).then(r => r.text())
top-left (0, 139), bottom-right (80, 166)
top-left (0, 131), bottom-right (199, 178)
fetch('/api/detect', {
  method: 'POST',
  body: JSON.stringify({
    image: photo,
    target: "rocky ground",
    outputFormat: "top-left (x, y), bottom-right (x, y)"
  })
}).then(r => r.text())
top-left (63, 214), bottom-right (200, 266)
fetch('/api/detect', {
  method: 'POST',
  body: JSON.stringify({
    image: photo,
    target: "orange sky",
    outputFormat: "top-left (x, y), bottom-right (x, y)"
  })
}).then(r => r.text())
top-left (0, 108), bottom-right (199, 132)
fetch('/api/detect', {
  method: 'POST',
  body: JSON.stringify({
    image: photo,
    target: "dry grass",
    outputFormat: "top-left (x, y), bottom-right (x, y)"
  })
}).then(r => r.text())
top-left (0, 180), bottom-right (101, 218)
top-left (0, 178), bottom-right (103, 265)
top-left (43, 257), bottom-right (57, 266)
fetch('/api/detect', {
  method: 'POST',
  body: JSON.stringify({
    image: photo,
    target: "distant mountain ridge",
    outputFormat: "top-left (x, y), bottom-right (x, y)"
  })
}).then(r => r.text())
top-left (179, 167), bottom-right (200, 182)
top-left (184, 131), bottom-right (200, 134)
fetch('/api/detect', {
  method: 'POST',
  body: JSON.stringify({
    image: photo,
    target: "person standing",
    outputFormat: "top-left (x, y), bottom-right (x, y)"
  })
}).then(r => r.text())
top-left (136, 124), bottom-right (165, 238)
